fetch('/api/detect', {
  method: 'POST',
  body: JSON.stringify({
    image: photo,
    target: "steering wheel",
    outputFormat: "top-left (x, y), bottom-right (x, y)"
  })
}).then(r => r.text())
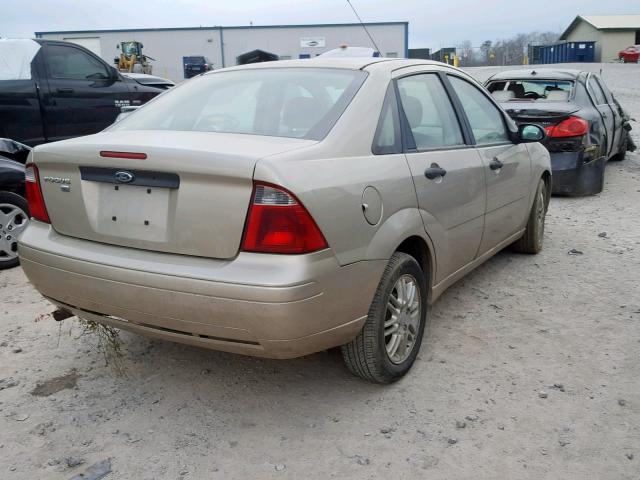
top-left (195, 114), bottom-right (240, 132)
top-left (523, 92), bottom-right (541, 99)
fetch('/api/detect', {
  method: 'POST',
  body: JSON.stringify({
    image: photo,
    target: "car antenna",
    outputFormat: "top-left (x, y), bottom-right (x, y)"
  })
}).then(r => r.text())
top-left (345, 0), bottom-right (382, 55)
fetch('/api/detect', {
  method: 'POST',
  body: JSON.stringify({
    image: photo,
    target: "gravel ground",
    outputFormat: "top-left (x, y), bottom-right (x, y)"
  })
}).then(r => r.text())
top-left (1, 63), bottom-right (639, 480)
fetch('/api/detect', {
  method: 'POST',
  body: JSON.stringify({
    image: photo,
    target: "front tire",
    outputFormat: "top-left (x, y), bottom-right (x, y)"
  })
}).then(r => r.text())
top-left (512, 178), bottom-right (548, 254)
top-left (341, 252), bottom-right (428, 383)
top-left (0, 191), bottom-right (30, 270)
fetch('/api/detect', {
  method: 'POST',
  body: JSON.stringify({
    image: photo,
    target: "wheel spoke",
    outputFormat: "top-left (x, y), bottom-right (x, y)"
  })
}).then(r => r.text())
top-left (386, 333), bottom-right (401, 358)
top-left (384, 314), bottom-right (399, 330)
top-left (388, 293), bottom-right (401, 309)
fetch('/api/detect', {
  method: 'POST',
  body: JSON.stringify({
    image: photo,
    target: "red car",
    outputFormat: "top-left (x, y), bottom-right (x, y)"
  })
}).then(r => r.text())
top-left (618, 45), bottom-right (640, 63)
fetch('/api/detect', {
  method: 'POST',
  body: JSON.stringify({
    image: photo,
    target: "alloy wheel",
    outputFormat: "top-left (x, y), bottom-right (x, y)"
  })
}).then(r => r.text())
top-left (384, 274), bottom-right (422, 364)
top-left (0, 203), bottom-right (29, 262)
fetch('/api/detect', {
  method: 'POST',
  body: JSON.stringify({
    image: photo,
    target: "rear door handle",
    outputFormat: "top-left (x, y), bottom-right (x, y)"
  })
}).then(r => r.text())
top-left (424, 165), bottom-right (447, 180)
top-left (56, 87), bottom-right (74, 94)
top-left (489, 158), bottom-right (503, 170)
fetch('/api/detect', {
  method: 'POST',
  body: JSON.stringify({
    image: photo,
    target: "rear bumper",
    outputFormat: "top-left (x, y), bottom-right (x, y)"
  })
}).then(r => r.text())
top-left (19, 221), bottom-right (384, 358)
top-left (549, 151), bottom-right (605, 196)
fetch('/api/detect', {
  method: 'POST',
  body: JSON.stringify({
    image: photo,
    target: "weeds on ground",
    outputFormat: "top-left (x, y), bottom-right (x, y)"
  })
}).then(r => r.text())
top-left (35, 311), bottom-right (127, 376)
top-left (76, 318), bottom-right (127, 376)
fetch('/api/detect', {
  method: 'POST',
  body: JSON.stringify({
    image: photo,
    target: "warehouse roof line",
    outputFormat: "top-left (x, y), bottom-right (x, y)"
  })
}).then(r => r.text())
top-left (560, 14), bottom-right (640, 39)
top-left (35, 21), bottom-right (408, 37)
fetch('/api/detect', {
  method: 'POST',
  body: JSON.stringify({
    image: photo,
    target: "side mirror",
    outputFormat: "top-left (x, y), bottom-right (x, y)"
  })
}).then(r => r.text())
top-left (518, 124), bottom-right (546, 143)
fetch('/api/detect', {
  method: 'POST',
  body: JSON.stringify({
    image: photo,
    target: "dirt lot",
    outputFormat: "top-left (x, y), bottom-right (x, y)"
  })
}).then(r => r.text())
top-left (1, 63), bottom-right (639, 480)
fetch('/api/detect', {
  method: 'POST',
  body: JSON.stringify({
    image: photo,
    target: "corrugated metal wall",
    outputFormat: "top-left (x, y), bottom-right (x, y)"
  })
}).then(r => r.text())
top-left (37, 23), bottom-right (407, 82)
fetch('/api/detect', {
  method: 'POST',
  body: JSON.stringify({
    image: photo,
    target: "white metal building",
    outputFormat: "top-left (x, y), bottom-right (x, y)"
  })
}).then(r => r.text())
top-left (35, 22), bottom-right (408, 82)
top-left (560, 15), bottom-right (640, 62)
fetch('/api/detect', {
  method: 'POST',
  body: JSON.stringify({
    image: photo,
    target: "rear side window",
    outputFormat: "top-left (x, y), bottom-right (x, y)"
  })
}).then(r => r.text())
top-left (396, 74), bottom-right (464, 150)
top-left (45, 44), bottom-right (109, 80)
top-left (448, 75), bottom-right (509, 145)
top-left (112, 68), bottom-right (367, 141)
top-left (372, 85), bottom-right (401, 154)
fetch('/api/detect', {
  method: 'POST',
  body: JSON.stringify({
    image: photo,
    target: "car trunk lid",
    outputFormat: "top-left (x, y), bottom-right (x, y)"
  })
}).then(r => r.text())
top-left (501, 101), bottom-right (581, 130)
top-left (34, 130), bottom-right (315, 259)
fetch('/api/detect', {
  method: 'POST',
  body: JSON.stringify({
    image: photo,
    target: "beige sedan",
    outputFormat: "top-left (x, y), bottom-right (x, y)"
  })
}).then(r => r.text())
top-left (19, 57), bottom-right (551, 383)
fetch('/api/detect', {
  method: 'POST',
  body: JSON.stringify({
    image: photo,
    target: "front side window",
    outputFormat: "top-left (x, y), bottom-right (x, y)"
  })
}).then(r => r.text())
top-left (396, 74), bottom-right (464, 150)
top-left (46, 45), bottom-right (109, 80)
top-left (111, 68), bottom-right (366, 140)
top-left (448, 75), bottom-right (509, 145)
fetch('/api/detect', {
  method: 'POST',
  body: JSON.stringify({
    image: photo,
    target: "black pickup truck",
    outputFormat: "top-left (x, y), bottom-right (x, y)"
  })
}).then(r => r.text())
top-left (0, 38), bottom-right (168, 146)
top-left (0, 39), bottom-right (168, 269)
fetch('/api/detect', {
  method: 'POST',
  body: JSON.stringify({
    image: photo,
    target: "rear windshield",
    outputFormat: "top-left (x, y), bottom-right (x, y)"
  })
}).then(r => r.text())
top-left (184, 56), bottom-right (205, 63)
top-left (111, 68), bottom-right (367, 140)
top-left (487, 79), bottom-right (574, 102)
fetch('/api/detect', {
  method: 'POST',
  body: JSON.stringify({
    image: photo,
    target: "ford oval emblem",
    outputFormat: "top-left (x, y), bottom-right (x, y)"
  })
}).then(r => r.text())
top-left (115, 171), bottom-right (135, 183)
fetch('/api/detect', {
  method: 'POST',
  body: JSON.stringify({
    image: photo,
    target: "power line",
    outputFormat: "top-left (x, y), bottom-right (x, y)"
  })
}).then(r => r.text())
top-left (345, 0), bottom-right (382, 54)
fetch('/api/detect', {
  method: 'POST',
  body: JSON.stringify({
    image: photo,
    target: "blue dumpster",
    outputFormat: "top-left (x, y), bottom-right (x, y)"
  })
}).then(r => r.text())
top-left (538, 41), bottom-right (596, 64)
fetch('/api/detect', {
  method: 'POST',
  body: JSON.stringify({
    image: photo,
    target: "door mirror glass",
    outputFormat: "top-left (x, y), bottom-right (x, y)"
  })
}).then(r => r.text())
top-left (519, 124), bottom-right (545, 142)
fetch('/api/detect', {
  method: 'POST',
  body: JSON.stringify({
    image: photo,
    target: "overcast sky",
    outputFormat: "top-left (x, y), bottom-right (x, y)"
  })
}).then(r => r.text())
top-left (2, 0), bottom-right (638, 48)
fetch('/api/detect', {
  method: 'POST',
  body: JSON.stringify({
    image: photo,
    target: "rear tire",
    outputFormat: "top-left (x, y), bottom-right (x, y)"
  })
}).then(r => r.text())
top-left (341, 252), bottom-right (427, 384)
top-left (0, 191), bottom-right (29, 270)
top-left (512, 178), bottom-right (548, 254)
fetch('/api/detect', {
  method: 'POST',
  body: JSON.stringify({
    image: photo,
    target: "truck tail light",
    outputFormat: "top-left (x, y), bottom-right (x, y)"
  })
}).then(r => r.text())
top-left (24, 163), bottom-right (50, 223)
top-left (545, 116), bottom-right (589, 138)
top-left (241, 182), bottom-right (328, 254)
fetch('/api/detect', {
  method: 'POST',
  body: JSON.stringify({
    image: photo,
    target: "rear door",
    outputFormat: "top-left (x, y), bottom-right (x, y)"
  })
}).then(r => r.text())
top-left (41, 42), bottom-right (132, 141)
top-left (595, 75), bottom-right (624, 156)
top-left (395, 70), bottom-right (486, 283)
top-left (446, 74), bottom-right (532, 255)
top-left (587, 73), bottom-right (615, 158)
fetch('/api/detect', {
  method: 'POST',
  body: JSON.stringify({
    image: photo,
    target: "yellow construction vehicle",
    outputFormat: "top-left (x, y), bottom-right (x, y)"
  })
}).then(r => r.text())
top-left (114, 41), bottom-right (154, 74)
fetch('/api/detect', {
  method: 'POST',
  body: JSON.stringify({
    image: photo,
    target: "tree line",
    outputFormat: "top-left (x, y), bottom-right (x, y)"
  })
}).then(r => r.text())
top-left (455, 30), bottom-right (560, 66)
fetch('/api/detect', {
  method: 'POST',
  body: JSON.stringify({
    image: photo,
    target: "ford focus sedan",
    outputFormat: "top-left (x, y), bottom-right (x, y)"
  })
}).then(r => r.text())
top-left (19, 58), bottom-right (551, 383)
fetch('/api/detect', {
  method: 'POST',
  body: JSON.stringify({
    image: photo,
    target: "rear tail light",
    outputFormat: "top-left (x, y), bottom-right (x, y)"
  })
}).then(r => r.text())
top-left (24, 163), bottom-right (50, 223)
top-left (545, 116), bottom-right (589, 138)
top-left (241, 182), bottom-right (328, 254)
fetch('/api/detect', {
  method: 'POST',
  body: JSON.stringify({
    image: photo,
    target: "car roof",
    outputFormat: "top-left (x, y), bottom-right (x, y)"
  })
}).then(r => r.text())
top-left (488, 69), bottom-right (583, 81)
top-left (209, 57), bottom-right (460, 73)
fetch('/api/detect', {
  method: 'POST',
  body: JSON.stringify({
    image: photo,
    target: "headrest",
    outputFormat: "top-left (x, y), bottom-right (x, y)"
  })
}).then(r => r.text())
top-left (491, 90), bottom-right (516, 102)
top-left (402, 95), bottom-right (423, 127)
top-left (508, 83), bottom-right (525, 97)
top-left (546, 90), bottom-right (569, 101)
top-left (281, 97), bottom-right (324, 131)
